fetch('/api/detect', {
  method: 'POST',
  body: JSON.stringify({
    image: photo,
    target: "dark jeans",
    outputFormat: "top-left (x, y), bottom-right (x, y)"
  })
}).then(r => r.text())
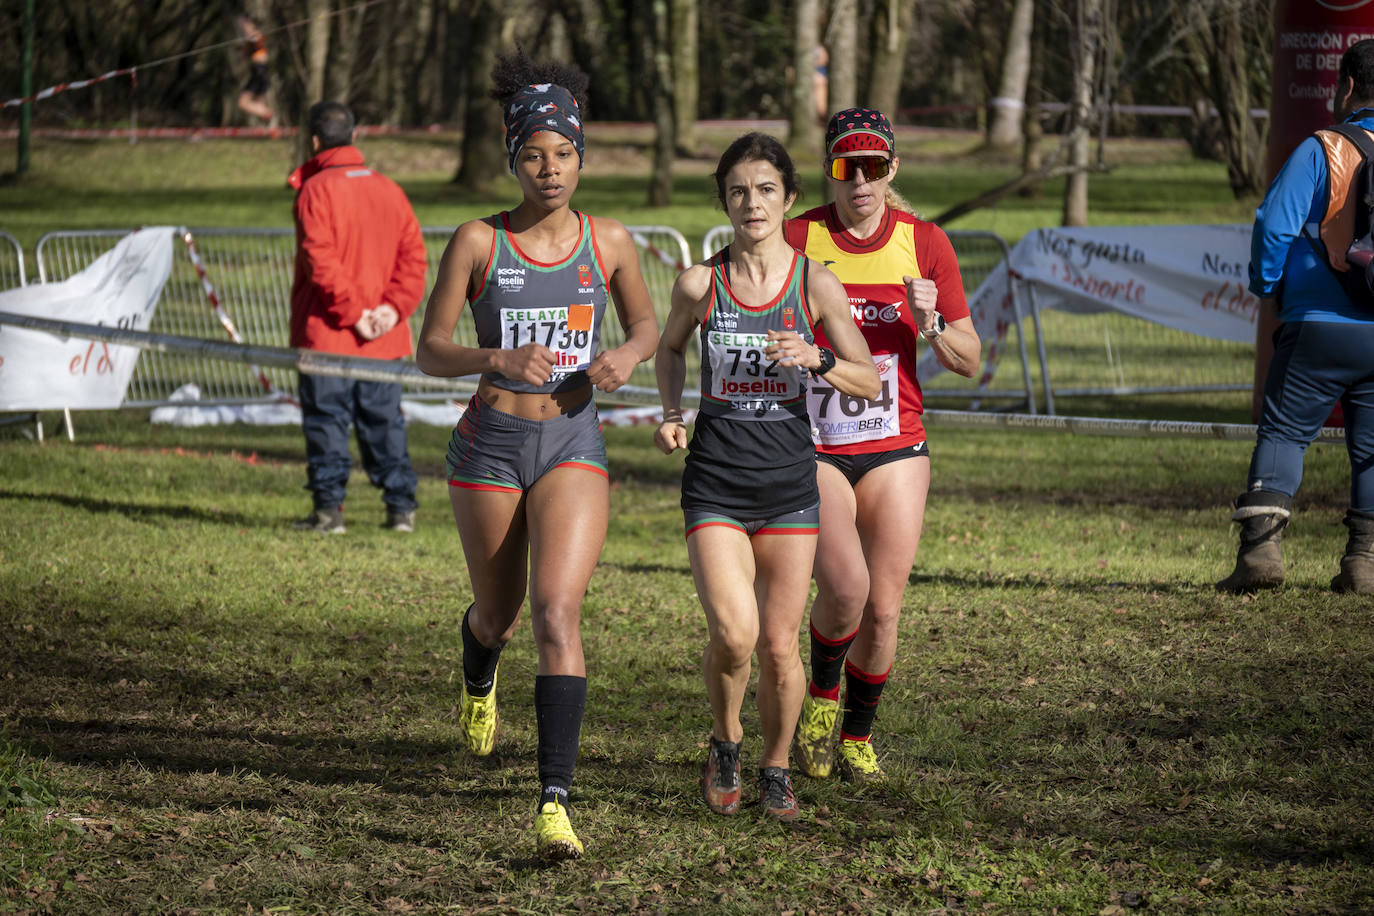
top-left (299, 371), bottom-right (418, 513)
top-left (1248, 320), bottom-right (1374, 511)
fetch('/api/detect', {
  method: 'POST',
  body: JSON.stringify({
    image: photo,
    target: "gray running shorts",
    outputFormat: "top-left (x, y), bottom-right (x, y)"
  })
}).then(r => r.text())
top-left (446, 395), bottom-right (607, 493)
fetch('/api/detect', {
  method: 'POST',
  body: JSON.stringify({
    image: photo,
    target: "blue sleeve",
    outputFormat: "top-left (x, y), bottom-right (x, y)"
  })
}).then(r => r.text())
top-left (1249, 137), bottom-right (1328, 298)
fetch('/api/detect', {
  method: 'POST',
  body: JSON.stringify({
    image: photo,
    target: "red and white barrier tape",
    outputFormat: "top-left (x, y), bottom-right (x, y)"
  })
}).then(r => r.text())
top-left (2, 0), bottom-right (392, 112)
top-left (4, 67), bottom-right (137, 109)
top-left (0, 125), bottom-right (443, 140)
top-left (630, 232), bottom-right (688, 271)
top-left (179, 229), bottom-right (287, 400)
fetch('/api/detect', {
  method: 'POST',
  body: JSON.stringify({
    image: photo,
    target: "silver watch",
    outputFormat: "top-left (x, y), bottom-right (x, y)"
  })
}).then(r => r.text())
top-left (921, 313), bottom-right (946, 340)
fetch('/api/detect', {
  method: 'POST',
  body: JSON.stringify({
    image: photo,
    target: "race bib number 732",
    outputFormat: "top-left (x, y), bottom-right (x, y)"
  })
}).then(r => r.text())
top-left (706, 330), bottom-right (803, 404)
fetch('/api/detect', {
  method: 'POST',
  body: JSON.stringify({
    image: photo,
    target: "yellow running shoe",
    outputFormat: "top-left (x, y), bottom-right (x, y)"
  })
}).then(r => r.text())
top-left (459, 669), bottom-right (499, 756)
top-left (836, 737), bottom-right (883, 784)
top-left (535, 800), bottom-right (584, 861)
top-left (791, 693), bottom-right (840, 779)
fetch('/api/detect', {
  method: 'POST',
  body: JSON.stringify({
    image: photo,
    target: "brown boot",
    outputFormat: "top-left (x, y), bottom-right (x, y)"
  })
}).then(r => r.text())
top-left (1331, 509), bottom-right (1374, 595)
top-left (1216, 491), bottom-right (1291, 592)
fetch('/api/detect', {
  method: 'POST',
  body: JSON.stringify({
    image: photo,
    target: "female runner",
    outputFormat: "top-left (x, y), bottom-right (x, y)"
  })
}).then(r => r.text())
top-left (418, 49), bottom-right (658, 860)
top-left (785, 108), bottom-right (981, 782)
top-left (655, 132), bottom-right (879, 821)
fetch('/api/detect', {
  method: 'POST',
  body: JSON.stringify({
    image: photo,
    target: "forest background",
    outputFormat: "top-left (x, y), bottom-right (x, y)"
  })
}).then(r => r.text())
top-left (1, 0), bottom-right (1272, 226)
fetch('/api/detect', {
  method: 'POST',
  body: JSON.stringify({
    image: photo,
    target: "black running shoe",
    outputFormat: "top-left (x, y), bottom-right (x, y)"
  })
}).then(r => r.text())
top-left (757, 766), bottom-right (799, 821)
top-left (702, 736), bottom-right (741, 814)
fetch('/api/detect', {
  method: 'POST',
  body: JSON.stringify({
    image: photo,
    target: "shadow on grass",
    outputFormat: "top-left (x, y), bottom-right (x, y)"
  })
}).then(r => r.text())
top-left (0, 488), bottom-right (264, 528)
top-left (3, 585), bottom-right (1371, 884)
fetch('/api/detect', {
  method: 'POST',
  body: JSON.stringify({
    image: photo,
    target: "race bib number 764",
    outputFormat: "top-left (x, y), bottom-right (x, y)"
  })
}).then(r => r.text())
top-left (807, 352), bottom-right (899, 445)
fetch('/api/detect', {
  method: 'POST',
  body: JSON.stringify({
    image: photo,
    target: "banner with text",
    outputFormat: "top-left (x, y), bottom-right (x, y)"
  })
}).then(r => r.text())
top-left (928, 224), bottom-right (1258, 385)
top-left (0, 228), bottom-right (174, 410)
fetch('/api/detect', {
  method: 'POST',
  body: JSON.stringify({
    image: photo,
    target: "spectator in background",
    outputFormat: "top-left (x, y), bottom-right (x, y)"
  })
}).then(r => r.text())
top-left (813, 45), bottom-right (829, 127)
top-left (235, 15), bottom-right (274, 124)
top-left (1218, 38), bottom-right (1374, 595)
top-left (289, 101), bottom-right (427, 535)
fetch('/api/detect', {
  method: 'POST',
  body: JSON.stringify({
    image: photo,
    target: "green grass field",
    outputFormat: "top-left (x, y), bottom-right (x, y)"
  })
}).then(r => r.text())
top-left (2, 130), bottom-right (1370, 914)
top-left (0, 413), bottom-right (1368, 915)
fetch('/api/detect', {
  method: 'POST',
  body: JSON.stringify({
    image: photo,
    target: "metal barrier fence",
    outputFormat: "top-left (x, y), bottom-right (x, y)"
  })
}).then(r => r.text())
top-left (700, 225), bottom-right (1040, 410)
top-left (27, 223), bottom-right (1255, 415)
top-left (33, 224), bottom-right (691, 407)
top-left (704, 223), bottom-right (1254, 413)
top-left (0, 230), bottom-right (24, 288)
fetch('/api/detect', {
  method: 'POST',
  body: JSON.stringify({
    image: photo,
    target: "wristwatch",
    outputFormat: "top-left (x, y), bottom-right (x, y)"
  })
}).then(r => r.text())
top-left (921, 313), bottom-right (946, 340)
top-left (812, 346), bottom-right (836, 377)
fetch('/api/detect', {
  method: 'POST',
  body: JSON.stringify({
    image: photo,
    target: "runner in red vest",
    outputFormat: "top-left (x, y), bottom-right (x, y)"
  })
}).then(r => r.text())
top-left (785, 108), bottom-right (981, 783)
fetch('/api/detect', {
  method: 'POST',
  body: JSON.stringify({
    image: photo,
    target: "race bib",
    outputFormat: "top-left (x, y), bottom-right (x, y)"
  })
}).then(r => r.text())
top-left (706, 330), bottom-right (803, 408)
top-left (808, 352), bottom-right (899, 446)
top-left (501, 305), bottom-right (594, 378)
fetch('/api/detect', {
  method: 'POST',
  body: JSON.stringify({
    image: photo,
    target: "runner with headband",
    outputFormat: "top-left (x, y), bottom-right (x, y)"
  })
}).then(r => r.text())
top-left (786, 108), bottom-right (981, 783)
top-left (418, 48), bottom-right (659, 861)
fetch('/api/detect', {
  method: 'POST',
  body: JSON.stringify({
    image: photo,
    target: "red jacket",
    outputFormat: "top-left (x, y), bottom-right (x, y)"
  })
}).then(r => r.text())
top-left (289, 145), bottom-right (428, 358)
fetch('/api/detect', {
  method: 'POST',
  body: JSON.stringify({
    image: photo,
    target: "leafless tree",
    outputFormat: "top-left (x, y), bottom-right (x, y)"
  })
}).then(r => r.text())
top-left (670, 0), bottom-right (698, 156)
top-left (1062, 0), bottom-right (1100, 226)
top-left (788, 0), bottom-right (824, 151)
top-left (988, 0), bottom-right (1035, 149)
top-left (867, 0), bottom-right (917, 119)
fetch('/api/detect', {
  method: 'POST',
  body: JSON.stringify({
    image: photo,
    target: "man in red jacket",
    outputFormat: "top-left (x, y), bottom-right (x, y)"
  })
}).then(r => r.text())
top-left (289, 101), bottom-right (428, 534)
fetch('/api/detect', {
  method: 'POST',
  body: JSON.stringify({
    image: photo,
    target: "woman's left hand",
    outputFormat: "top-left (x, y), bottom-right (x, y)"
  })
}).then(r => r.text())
top-left (586, 344), bottom-right (638, 392)
top-left (764, 329), bottom-right (818, 371)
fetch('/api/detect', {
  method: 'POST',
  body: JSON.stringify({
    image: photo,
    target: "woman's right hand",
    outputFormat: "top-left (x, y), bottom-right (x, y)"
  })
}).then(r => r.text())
top-left (654, 417), bottom-right (688, 455)
top-left (494, 343), bottom-right (557, 386)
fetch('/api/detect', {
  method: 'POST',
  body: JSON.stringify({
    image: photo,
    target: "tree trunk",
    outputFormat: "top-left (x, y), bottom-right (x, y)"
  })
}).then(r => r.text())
top-left (297, 0), bottom-right (332, 165)
top-left (455, 0), bottom-right (509, 191)
top-left (988, 0), bottom-right (1034, 149)
top-left (827, 0), bottom-right (859, 115)
top-left (867, 0), bottom-right (916, 118)
top-left (1062, 0), bottom-right (1100, 227)
top-left (648, 0), bottom-right (675, 206)
top-left (788, 0), bottom-right (823, 151)
top-left (670, 0), bottom-right (698, 156)
top-left (331, 0), bottom-right (369, 104)
top-left (1018, 0), bottom-right (1045, 197)
top-left (1179, 0), bottom-right (1267, 197)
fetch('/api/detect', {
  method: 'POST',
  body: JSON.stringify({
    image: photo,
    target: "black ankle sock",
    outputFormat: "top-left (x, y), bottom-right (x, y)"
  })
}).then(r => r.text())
top-left (840, 660), bottom-right (889, 740)
top-left (535, 674), bottom-right (587, 810)
top-left (461, 605), bottom-right (502, 697)
top-left (809, 623), bottom-right (858, 700)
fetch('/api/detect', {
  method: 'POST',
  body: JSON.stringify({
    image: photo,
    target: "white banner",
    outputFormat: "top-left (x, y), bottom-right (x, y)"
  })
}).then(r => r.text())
top-left (924, 223), bottom-right (1259, 386)
top-left (0, 228), bottom-right (174, 410)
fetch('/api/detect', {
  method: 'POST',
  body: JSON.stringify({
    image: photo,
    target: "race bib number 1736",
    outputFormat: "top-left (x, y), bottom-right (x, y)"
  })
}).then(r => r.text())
top-left (501, 305), bottom-right (594, 375)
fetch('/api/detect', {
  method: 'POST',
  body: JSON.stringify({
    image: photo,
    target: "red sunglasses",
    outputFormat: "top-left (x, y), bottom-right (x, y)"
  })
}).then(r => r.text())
top-left (828, 155), bottom-right (892, 181)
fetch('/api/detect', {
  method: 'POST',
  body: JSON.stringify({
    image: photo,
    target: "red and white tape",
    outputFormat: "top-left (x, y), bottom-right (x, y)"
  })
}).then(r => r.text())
top-left (630, 232), bottom-right (688, 271)
top-left (179, 229), bottom-right (288, 400)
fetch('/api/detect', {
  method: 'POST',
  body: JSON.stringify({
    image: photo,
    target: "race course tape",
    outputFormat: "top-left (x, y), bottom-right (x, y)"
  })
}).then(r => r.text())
top-left (0, 311), bottom-right (1343, 443)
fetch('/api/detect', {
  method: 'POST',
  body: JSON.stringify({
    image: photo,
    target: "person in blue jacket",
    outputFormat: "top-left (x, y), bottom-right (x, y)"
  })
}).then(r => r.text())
top-left (1220, 38), bottom-right (1374, 594)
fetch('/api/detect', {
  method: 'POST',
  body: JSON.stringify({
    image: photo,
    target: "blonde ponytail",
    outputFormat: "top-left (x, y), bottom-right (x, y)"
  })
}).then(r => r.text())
top-left (884, 186), bottom-right (919, 218)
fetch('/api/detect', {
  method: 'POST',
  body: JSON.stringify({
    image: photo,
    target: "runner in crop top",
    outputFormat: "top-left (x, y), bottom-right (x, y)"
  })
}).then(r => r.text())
top-left (417, 49), bottom-right (658, 862)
